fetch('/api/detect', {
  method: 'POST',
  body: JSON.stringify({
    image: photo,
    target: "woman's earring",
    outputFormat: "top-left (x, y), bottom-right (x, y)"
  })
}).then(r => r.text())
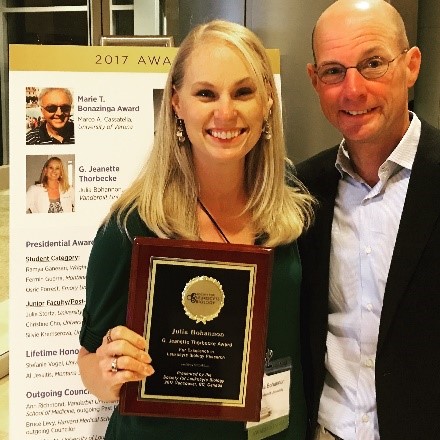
top-left (263, 119), bottom-right (272, 140)
top-left (176, 117), bottom-right (186, 143)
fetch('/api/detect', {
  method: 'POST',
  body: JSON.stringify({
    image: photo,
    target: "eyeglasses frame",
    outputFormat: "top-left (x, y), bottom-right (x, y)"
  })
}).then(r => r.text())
top-left (314, 48), bottom-right (410, 85)
top-left (41, 104), bottom-right (72, 114)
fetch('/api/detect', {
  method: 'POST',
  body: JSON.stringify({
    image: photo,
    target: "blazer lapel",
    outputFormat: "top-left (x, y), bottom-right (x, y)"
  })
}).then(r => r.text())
top-left (315, 167), bottom-right (339, 279)
top-left (298, 148), bottom-right (340, 358)
top-left (378, 122), bottom-right (440, 353)
top-left (307, 153), bottom-right (340, 325)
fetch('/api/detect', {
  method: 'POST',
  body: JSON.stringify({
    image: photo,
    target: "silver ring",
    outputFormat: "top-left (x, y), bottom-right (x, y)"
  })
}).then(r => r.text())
top-left (106, 328), bottom-right (113, 344)
top-left (111, 357), bottom-right (118, 373)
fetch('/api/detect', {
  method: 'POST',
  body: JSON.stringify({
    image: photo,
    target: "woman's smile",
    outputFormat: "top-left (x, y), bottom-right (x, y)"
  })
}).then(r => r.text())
top-left (207, 128), bottom-right (246, 140)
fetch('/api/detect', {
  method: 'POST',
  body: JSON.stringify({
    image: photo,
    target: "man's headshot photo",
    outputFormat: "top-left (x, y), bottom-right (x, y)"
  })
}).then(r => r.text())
top-left (26, 87), bottom-right (75, 145)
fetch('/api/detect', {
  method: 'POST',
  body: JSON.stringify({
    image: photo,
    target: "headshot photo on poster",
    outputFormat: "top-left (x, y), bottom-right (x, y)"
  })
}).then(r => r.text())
top-left (26, 87), bottom-right (75, 145)
top-left (26, 155), bottom-right (75, 214)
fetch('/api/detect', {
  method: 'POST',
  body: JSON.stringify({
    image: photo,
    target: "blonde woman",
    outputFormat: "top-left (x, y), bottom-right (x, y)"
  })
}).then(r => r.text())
top-left (26, 156), bottom-right (74, 213)
top-left (78, 20), bottom-right (314, 440)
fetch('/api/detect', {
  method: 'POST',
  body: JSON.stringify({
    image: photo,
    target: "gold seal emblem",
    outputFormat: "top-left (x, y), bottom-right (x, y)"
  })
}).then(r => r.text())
top-left (182, 276), bottom-right (225, 324)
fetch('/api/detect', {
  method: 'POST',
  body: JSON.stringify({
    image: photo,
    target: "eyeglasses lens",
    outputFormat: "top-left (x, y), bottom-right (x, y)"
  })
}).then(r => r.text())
top-left (43, 105), bottom-right (71, 113)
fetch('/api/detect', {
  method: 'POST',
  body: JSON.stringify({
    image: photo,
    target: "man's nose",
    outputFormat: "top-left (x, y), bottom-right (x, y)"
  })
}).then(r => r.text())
top-left (341, 67), bottom-right (367, 96)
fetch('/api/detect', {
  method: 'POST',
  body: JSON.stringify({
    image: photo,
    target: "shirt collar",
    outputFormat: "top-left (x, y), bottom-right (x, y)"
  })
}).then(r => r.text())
top-left (335, 111), bottom-right (421, 180)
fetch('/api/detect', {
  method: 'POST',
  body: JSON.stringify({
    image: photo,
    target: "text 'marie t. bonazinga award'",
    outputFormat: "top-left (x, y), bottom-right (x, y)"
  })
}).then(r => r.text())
top-left (119, 237), bottom-right (274, 421)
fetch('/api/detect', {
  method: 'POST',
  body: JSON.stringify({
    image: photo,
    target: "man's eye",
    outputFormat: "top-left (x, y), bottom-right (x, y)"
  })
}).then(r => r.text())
top-left (321, 65), bottom-right (345, 76)
top-left (196, 89), bottom-right (215, 98)
top-left (364, 57), bottom-right (385, 69)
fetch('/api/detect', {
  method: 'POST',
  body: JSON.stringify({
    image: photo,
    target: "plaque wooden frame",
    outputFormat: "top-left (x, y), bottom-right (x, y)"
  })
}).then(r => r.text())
top-left (119, 237), bottom-right (274, 422)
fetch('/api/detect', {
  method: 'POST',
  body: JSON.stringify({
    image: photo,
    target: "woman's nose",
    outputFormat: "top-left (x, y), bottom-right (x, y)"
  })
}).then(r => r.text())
top-left (214, 97), bottom-right (237, 120)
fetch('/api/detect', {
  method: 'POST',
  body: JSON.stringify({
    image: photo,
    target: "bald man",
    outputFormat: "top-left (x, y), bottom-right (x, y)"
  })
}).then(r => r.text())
top-left (297, 1), bottom-right (440, 439)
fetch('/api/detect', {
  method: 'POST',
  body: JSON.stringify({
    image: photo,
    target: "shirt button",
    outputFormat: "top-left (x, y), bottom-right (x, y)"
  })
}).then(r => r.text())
top-left (365, 358), bottom-right (374, 368)
top-left (366, 303), bottom-right (373, 311)
top-left (365, 246), bottom-right (372, 254)
top-left (362, 414), bottom-right (369, 423)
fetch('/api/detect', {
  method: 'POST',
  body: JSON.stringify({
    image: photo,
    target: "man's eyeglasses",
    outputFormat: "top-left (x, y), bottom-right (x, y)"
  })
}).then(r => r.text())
top-left (41, 104), bottom-right (72, 113)
top-left (314, 49), bottom-right (409, 85)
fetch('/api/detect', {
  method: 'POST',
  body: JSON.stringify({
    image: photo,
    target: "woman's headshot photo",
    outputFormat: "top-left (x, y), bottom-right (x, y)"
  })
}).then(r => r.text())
top-left (26, 155), bottom-right (75, 214)
top-left (26, 87), bottom-right (75, 145)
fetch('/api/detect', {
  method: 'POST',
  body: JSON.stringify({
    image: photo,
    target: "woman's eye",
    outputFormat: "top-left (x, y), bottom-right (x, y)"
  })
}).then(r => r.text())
top-left (235, 87), bottom-right (254, 97)
top-left (196, 89), bottom-right (215, 98)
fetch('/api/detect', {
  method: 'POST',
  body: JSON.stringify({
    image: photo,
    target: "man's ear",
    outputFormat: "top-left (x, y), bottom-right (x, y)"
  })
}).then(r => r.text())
top-left (405, 46), bottom-right (422, 89)
top-left (307, 63), bottom-right (319, 90)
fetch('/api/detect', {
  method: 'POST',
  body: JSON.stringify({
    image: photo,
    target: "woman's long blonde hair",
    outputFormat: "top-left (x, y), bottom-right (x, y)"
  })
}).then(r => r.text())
top-left (108, 20), bottom-right (314, 246)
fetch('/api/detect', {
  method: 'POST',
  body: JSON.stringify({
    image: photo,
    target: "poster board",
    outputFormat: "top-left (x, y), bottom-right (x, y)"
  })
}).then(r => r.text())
top-left (9, 44), bottom-right (280, 439)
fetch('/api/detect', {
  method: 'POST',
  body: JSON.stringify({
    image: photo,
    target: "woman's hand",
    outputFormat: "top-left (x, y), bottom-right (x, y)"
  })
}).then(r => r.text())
top-left (99, 325), bottom-right (154, 382)
top-left (78, 325), bottom-right (154, 402)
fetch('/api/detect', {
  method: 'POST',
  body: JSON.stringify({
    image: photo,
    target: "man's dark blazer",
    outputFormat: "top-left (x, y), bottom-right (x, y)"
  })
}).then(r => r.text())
top-left (297, 119), bottom-right (440, 440)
